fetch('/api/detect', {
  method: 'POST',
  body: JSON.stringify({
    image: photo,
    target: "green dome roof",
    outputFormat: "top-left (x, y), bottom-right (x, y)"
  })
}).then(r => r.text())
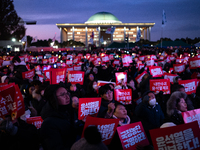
top-left (85, 12), bottom-right (122, 24)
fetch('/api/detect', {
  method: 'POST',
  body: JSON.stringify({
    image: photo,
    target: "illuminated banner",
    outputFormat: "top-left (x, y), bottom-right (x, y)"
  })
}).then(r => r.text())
top-left (67, 71), bottom-right (84, 85)
top-left (117, 122), bottom-right (149, 150)
top-left (82, 116), bottom-right (119, 145)
top-left (150, 79), bottom-right (170, 94)
top-left (66, 60), bottom-right (73, 65)
top-left (0, 84), bottom-right (25, 120)
top-left (189, 58), bottom-right (200, 69)
top-left (42, 59), bottom-right (48, 64)
top-left (114, 89), bottom-right (132, 105)
top-left (115, 72), bottom-right (127, 86)
top-left (78, 97), bottom-right (101, 120)
top-left (49, 56), bottom-right (57, 64)
top-left (50, 68), bottom-right (66, 84)
top-left (145, 59), bottom-right (154, 66)
top-left (182, 108), bottom-right (200, 128)
top-left (102, 54), bottom-right (109, 62)
top-left (173, 64), bottom-right (185, 73)
top-left (139, 56), bottom-right (145, 61)
top-left (163, 73), bottom-right (178, 83)
top-left (113, 59), bottom-right (120, 66)
top-left (138, 64), bottom-right (145, 71)
top-left (73, 65), bottom-right (82, 71)
top-left (97, 80), bottom-right (115, 87)
top-left (135, 71), bottom-right (147, 84)
top-left (178, 79), bottom-right (197, 95)
top-left (22, 69), bottom-right (35, 79)
top-left (149, 66), bottom-right (163, 77)
top-left (150, 121), bottom-right (200, 150)
top-left (26, 116), bottom-right (43, 129)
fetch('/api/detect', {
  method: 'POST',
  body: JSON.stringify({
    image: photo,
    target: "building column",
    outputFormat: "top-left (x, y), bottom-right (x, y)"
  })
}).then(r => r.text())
top-left (72, 26), bottom-right (74, 41)
top-left (111, 26), bottom-right (113, 43)
top-left (148, 27), bottom-right (151, 41)
top-left (145, 28), bottom-right (147, 40)
top-left (98, 26), bottom-right (101, 47)
top-left (124, 27), bottom-right (126, 42)
top-left (85, 27), bottom-right (88, 47)
top-left (60, 28), bottom-right (63, 43)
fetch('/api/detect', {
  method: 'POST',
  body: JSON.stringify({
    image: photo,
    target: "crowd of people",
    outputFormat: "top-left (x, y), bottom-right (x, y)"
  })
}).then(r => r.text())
top-left (0, 47), bottom-right (200, 150)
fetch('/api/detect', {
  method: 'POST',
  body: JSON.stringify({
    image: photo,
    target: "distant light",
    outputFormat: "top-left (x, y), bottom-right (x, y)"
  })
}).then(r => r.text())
top-left (14, 47), bottom-right (20, 52)
top-left (73, 46), bottom-right (75, 48)
top-left (7, 45), bottom-right (11, 48)
top-left (41, 49), bottom-right (43, 52)
top-left (127, 51), bottom-right (129, 54)
top-left (59, 50), bottom-right (61, 52)
top-left (12, 38), bottom-right (16, 42)
top-left (151, 45), bottom-right (153, 46)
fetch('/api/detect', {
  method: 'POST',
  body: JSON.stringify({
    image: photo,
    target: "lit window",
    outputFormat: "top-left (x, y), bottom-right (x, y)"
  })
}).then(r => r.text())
top-left (77, 32), bottom-right (80, 34)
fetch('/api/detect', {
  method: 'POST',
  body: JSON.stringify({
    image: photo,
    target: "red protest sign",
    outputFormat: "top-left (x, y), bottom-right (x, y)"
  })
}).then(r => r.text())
top-left (189, 58), bottom-right (200, 69)
top-left (67, 71), bottom-right (84, 85)
top-left (22, 69), bottom-right (35, 79)
top-left (73, 65), bottom-right (82, 71)
top-left (163, 73), bottom-right (178, 83)
top-left (102, 54), bottom-right (109, 62)
top-left (97, 80), bottom-right (115, 87)
top-left (145, 59), bottom-right (154, 66)
top-left (49, 57), bottom-right (57, 64)
top-left (150, 121), bottom-right (200, 150)
top-left (26, 64), bottom-right (30, 70)
top-left (173, 64), bottom-right (185, 73)
top-left (42, 59), bottom-right (48, 64)
top-left (178, 79), bottom-right (197, 95)
top-left (115, 72), bottom-right (127, 86)
top-left (139, 56), bottom-right (145, 61)
top-left (78, 97), bottom-right (101, 120)
top-left (122, 55), bottom-right (132, 67)
top-left (109, 54), bottom-right (114, 60)
top-left (176, 57), bottom-right (184, 64)
top-left (182, 108), bottom-right (200, 128)
top-left (66, 67), bottom-right (73, 72)
top-left (0, 84), bottom-right (25, 120)
top-left (26, 116), bottom-right (43, 129)
top-left (113, 59), bottom-right (120, 66)
top-left (44, 70), bottom-right (50, 81)
top-left (138, 64), bottom-right (145, 71)
top-left (114, 89), bottom-right (132, 105)
top-left (150, 55), bottom-right (157, 60)
top-left (66, 60), bottom-right (73, 65)
top-left (38, 75), bottom-right (44, 83)
top-left (86, 53), bottom-right (91, 59)
top-left (50, 68), bottom-right (66, 84)
top-left (150, 79), bottom-right (170, 94)
top-left (169, 55), bottom-right (176, 61)
top-left (82, 116), bottom-right (119, 145)
top-left (149, 66), bottom-right (163, 77)
top-left (117, 122), bottom-right (149, 150)
top-left (135, 71), bottom-right (147, 84)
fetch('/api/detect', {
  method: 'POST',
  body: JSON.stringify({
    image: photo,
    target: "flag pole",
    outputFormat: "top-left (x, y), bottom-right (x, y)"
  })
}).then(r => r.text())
top-left (161, 27), bottom-right (163, 48)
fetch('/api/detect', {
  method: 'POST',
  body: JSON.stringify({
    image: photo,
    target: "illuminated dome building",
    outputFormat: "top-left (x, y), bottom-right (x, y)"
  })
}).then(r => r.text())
top-left (56, 12), bottom-right (154, 47)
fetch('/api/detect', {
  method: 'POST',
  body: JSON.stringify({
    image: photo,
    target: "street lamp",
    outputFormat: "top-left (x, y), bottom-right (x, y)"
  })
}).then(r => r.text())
top-left (12, 38), bottom-right (16, 42)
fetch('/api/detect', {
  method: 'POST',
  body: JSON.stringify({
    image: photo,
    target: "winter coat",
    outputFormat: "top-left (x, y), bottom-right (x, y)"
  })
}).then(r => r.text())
top-left (40, 102), bottom-right (77, 150)
top-left (97, 99), bottom-right (115, 118)
top-left (71, 138), bottom-right (108, 150)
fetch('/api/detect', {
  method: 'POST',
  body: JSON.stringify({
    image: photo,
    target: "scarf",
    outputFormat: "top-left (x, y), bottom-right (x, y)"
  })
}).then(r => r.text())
top-left (113, 115), bottom-right (130, 126)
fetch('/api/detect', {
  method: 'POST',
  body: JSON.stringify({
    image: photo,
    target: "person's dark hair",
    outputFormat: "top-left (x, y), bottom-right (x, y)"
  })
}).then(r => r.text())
top-left (171, 84), bottom-right (185, 93)
top-left (84, 126), bottom-right (102, 144)
top-left (99, 84), bottom-right (112, 96)
top-left (12, 55), bottom-right (21, 63)
top-left (44, 84), bottom-right (66, 110)
top-left (114, 101), bottom-right (125, 113)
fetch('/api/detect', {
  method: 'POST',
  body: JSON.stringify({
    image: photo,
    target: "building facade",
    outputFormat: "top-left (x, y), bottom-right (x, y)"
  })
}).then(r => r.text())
top-left (56, 12), bottom-right (155, 47)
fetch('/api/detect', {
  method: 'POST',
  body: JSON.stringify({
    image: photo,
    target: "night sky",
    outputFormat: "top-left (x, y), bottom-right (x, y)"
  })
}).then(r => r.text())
top-left (13, 0), bottom-right (200, 42)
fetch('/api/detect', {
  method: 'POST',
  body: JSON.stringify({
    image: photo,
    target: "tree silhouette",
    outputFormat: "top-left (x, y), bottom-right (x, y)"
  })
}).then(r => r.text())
top-left (0, 0), bottom-right (25, 40)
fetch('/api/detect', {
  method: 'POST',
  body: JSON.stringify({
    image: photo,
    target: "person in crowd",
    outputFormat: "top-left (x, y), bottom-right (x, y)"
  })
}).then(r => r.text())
top-left (40, 84), bottom-right (78, 150)
top-left (139, 73), bottom-right (152, 96)
top-left (0, 114), bottom-right (39, 150)
top-left (165, 91), bottom-right (189, 125)
top-left (135, 91), bottom-right (165, 143)
top-left (71, 126), bottom-right (108, 150)
top-left (85, 80), bottom-right (99, 97)
top-left (115, 78), bottom-right (128, 89)
top-left (97, 84), bottom-right (115, 118)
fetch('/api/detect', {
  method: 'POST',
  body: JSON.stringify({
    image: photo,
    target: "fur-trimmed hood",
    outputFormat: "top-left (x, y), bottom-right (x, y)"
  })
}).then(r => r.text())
top-left (167, 91), bottom-right (188, 116)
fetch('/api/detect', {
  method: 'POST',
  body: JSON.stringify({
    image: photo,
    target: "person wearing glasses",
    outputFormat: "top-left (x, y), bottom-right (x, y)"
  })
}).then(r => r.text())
top-left (40, 84), bottom-right (77, 150)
